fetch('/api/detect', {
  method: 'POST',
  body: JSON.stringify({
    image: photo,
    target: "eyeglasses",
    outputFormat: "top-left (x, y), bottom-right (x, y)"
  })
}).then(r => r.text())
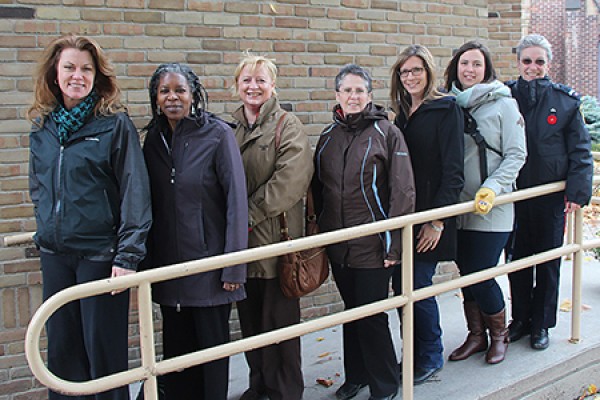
top-left (398, 67), bottom-right (425, 78)
top-left (338, 87), bottom-right (369, 96)
top-left (521, 58), bottom-right (547, 66)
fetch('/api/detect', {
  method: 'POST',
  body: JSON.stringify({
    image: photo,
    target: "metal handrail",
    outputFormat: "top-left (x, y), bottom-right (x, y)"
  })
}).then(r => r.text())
top-left (5, 179), bottom-right (597, 400)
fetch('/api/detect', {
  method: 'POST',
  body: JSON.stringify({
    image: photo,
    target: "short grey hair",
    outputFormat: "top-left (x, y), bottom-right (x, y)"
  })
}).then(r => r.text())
top-left (334, 64), bottom-right (373, 93)
top-left (516, 34), bottom-right (553, 61)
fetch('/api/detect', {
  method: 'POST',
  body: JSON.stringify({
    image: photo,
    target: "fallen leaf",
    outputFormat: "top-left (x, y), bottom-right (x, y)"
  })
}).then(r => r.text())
top-left (316, 337), bottom-right (325, 342)
top-left (316, 378), bottom-right (334, 387)
top-left (318, 352), bottom-right (330, 358)
top-left (560, 299), bottom-right (572, 312)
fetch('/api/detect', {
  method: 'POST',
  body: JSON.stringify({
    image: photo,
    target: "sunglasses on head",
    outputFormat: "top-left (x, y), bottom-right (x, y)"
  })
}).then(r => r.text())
top-left (521, 58), bottom-right (546, 66)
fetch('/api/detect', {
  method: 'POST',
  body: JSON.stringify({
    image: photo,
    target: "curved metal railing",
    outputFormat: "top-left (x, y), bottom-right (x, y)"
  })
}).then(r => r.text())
top-left (4, 179), bottom-right (600, 400)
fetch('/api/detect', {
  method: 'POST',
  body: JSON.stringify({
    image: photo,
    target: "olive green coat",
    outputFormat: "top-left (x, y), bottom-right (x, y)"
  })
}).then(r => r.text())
top-left (233, 97), bottom-right (314, 279)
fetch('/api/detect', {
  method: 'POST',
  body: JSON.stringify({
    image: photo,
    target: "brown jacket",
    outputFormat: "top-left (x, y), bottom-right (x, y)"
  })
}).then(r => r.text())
top-left (313, 103), bottom-right (415, 267)
top-left (233, 97), bottom-right (314, 278)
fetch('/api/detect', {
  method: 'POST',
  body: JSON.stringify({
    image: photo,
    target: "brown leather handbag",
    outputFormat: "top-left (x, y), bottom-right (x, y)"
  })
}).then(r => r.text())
top-left (273, 112), bottom-right (329, 298)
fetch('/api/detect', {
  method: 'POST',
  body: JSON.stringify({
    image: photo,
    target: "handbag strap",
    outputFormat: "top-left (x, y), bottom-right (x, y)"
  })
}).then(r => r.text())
top-left (275, 112), bottom-right (290, 240)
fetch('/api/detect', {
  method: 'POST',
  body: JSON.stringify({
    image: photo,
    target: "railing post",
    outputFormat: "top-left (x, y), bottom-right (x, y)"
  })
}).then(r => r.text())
top-left (138, 282), bottom-right (158, 400)
top-left (401, 225), bottom-right (414, 400)
top-left (565, 212), bottom-right (574, 260)
top-left (570, 208), bottom-right (584, 343)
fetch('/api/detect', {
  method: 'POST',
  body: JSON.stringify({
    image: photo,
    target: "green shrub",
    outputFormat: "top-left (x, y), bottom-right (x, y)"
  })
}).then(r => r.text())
top-left (581, 96), bottom-right (600, 145)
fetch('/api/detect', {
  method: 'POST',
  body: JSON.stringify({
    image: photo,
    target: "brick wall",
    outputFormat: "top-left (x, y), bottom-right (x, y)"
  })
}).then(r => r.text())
top-left (524, 0), bottom-right (600, 96)
top-left (0, 1), bottom-right (524, 399)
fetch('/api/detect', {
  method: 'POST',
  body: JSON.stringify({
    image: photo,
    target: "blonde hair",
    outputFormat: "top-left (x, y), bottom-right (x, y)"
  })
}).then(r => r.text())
top-left (27, 34), bottom-right (124, 125)
top-left (230, 51), bottom-right (278, 97)
top-left (390, 44), bottom-right (445, 118)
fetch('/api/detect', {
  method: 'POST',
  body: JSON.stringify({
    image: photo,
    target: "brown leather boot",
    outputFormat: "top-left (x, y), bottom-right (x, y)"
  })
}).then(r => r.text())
top-left (449, 301), bottom-right (488, 361)
top-left (482, 309), bottom-right (509, 364)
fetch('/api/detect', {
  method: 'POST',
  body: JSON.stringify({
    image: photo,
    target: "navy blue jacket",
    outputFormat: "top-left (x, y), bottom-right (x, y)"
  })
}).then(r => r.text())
top-left (507, 77), bottom-right (593, 206)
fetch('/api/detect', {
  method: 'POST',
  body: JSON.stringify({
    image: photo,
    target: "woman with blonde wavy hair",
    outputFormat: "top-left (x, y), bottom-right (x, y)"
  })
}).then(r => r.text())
top-left (28, 34), bottom-right (151, 400)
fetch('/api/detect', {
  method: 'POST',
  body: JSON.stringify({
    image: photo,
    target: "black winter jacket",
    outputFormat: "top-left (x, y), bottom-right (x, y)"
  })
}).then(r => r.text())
top-left (29, 112), bottom-right (152, 270)
top-left (507, 77), bottom-right (593, 206)
top-left (313, 103), bottom-right (415, 268)
top-left (394, 96), bottom-right (464, 263)
top-left (142, 112), bottom-right (248, 307)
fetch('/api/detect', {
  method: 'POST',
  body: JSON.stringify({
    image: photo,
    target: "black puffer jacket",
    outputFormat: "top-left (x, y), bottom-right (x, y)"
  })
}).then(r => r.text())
top-left (313, 103), bottom-right (415, 268)
top-left (507, 77), bottom-right (593, 206)
top-left (29, 112), bottom-right (152, 270)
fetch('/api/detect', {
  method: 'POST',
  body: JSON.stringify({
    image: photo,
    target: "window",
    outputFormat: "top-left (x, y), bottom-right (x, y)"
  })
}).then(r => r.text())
top-left (566, 0), bottom-right (581, 10)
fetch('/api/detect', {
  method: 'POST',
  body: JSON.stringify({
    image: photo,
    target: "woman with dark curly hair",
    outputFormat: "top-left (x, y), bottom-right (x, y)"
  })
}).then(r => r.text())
top-left (141, 63), bottom-right (248, 400)
top-left (28, 34), bottom-right (151, 399)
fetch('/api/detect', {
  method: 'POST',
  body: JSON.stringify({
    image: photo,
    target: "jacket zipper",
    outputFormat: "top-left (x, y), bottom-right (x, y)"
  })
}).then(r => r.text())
top-left (341, 137), bottom-right (355, 267)
top-left (54, 145), bottom-right (65, 250)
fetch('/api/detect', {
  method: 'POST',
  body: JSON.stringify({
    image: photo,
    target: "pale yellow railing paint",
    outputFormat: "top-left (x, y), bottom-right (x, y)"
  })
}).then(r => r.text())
top-left (5, 179), bottom-right (600, 400)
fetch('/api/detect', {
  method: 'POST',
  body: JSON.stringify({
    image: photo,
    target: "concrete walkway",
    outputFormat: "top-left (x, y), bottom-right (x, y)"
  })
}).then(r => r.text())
top-left (226, 257), bottom-right (600, 400)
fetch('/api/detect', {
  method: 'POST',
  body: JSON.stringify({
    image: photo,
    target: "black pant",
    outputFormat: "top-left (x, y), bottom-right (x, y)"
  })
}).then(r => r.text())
top-left (161, 304), bottom-right (232, 400)
top-left (41, 252), bottom-right (129, 400)
top-left (332, 263), bottom-right (399, 398)
top-left (508, 193), bottom-right (565, 330)
top-left (236, 278), bottom-right (303, 400)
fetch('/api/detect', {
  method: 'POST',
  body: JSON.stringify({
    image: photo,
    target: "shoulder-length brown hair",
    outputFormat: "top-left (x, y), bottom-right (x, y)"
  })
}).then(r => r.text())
top-left (27, 34), bottom-right (124, 124)
top-left (390, 44), bottom-right (445, 118)
top-left (444, 40), bottom-right (497, 92)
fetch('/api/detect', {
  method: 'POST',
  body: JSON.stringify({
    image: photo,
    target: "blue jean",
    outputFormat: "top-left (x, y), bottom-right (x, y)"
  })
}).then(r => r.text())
top-left (392, 261), bottom-right (443, 369)
top-left (456, 229), bottom-right (510, 315)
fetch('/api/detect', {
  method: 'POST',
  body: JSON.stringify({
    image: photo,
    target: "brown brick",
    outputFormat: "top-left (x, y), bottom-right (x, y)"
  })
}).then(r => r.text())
top-left (240, 15), bottom-right (273, 27)
top-left (106, 0), bottom-right (145, 7)
top-left (223, 27), bottom-right (258, 39)
top-left (123, 11), bottom-right (162, 23)
top-left (309, 67), bottom-right (339, 77)
top-left (274, 42), bottom-right (306, 52)
top-left (371, 0), bottom-right (398, 10)
top-left (188, 0), bottom-right (224, 12)
top-left (14, 21), bottom-right (58, 34)
top-left (102, 23), bottom-right (143, 36)
top-left (0, 379), bottom-right (32, 396)
top-left (275, 17), bottom-right (308, 28)
top-left (327, 8), bottom-right (356, 19)
top-left (340, 21), bottom-right (369, 32)
top-left (225, 2), bottom-right (259, 13)
top-left (2, 289), bottom-right (16, 328)
top-left (107, 51), bottom-right (145, 63)
top-left (0, 35), bottom-right (36, 48)
top-left (341, 0), bottom-right (369, 8)
top-left (145, 25), bottom-right (183, 37)
top-left (259, 29), bottom-right (292, 41)
top-left (203, 40), bottom-right (238, 51)
top-left (187, 52), bottom-right (222, 64)
top-left (324, 32), bottom-right (354, 43)
top-left (295, 6), bottom-right (326, 17)
top-left (308, 43), bottom-right (338, 53)
top-left (81, 9), bottom-right (122, 21)
top-left (186, 26), bottom-right (221, 38)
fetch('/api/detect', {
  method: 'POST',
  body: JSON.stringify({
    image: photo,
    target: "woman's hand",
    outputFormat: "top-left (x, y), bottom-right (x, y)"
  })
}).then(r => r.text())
top-left (384, 259), bottom-right (399, 268)
top-left (416, 221), bottom-right (443, 253)
top-left (223, 282), bottom-right (241, 292)
top-left (111, 266), bottom-right (135, 295)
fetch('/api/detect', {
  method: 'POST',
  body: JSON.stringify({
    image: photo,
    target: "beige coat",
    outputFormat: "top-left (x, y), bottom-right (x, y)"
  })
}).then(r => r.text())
top-left (233, 97), bottom-right (314, 278)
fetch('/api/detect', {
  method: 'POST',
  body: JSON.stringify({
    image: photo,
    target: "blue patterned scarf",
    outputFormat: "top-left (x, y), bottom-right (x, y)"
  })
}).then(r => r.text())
top-left (51, 90), bottom-right (99, 145)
